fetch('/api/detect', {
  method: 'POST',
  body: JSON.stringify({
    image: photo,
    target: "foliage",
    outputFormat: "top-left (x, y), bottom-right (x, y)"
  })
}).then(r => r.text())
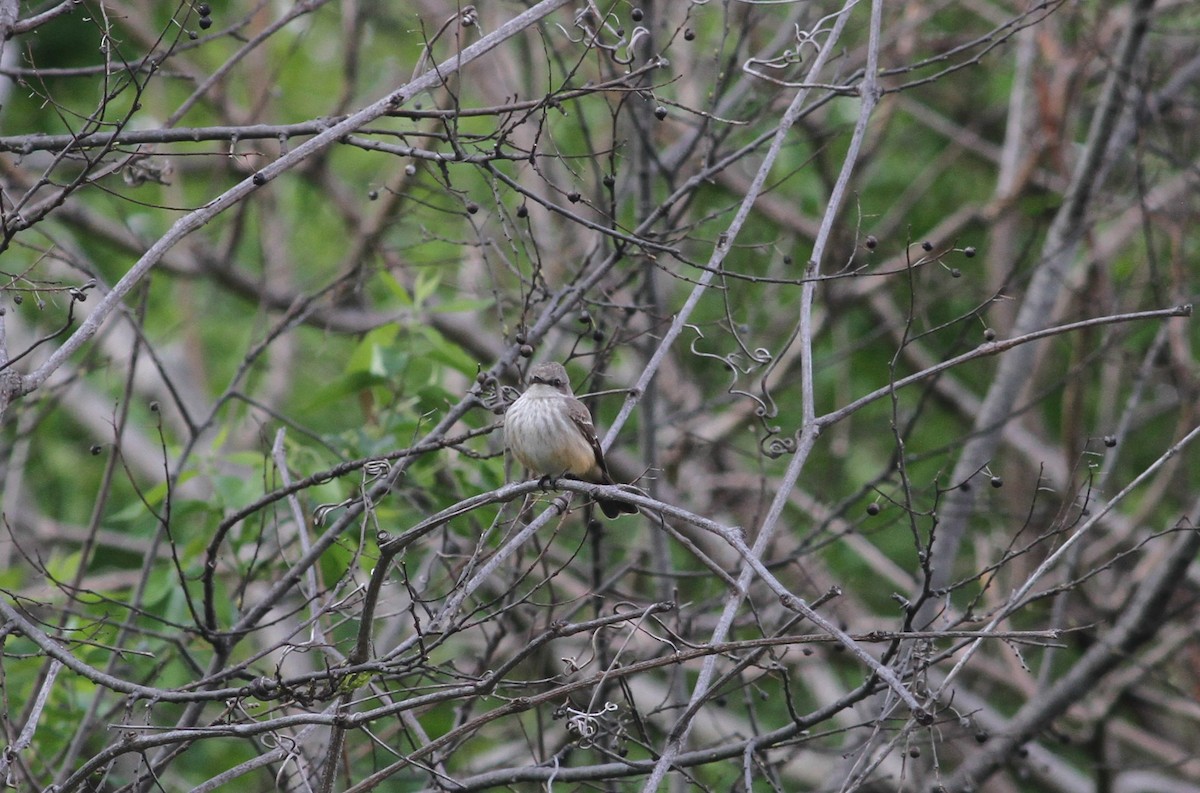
top-left (0, 1), bottom-right (1198, 791)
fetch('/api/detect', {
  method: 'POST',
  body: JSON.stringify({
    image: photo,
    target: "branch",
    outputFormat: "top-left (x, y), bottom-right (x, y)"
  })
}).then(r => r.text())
top-left (817, 304), bottom-right (1192, 428)
top-left (5, 0), bottom-right (575, 411)
top-left (944, 520), bottom-right (1200, 791)
top-left (920, 0), bottom-right (1162, 608)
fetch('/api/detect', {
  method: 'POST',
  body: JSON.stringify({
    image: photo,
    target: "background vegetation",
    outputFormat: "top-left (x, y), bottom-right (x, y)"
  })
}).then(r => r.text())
top-left (0, 0), bottom-right (1197, 791)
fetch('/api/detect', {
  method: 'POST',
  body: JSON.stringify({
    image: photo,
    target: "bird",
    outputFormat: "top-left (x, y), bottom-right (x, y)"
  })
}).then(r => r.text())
top-left (503, 361), bottom-right (636, 518)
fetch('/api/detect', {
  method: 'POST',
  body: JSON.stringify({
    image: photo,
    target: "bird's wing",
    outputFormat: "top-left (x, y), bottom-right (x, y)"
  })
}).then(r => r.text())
top-left (567, 398), bottom-right (612, 481)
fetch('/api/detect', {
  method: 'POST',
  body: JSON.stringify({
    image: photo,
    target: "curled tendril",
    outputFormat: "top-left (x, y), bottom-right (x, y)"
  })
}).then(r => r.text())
top-left (560, 702), bottom-right (619, 747)
top-left (470, 370), bottom-right (510, 414)
top-left (761, 433), bottom-right (797, 459)
top-left (313, 460), bottom-right (393, 524)
top-left (556, 5), bottom-right (651, 66)
top-left (495, 384), bottom-right (520, 412)
top-left (742, 11), bottom-right (842, 86)
top-left (362, 460), bottom-right (391, 478)
top-left (687, 324), bottom-right (778, 420)
top-left (614, 26), bottom-right (651, 64)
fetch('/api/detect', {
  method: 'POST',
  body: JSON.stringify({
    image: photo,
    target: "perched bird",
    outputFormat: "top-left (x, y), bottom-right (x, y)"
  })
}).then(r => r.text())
top-left (504, 361), bottom-right (636, 518)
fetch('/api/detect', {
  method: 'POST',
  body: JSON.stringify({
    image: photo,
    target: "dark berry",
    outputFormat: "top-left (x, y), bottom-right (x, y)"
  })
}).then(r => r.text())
top-left (921, 240), bottom-right (933, 251)
top-left (654, 106), bottom-right (667, 120)
top-left (865, 235), bottom-right (877, 249)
